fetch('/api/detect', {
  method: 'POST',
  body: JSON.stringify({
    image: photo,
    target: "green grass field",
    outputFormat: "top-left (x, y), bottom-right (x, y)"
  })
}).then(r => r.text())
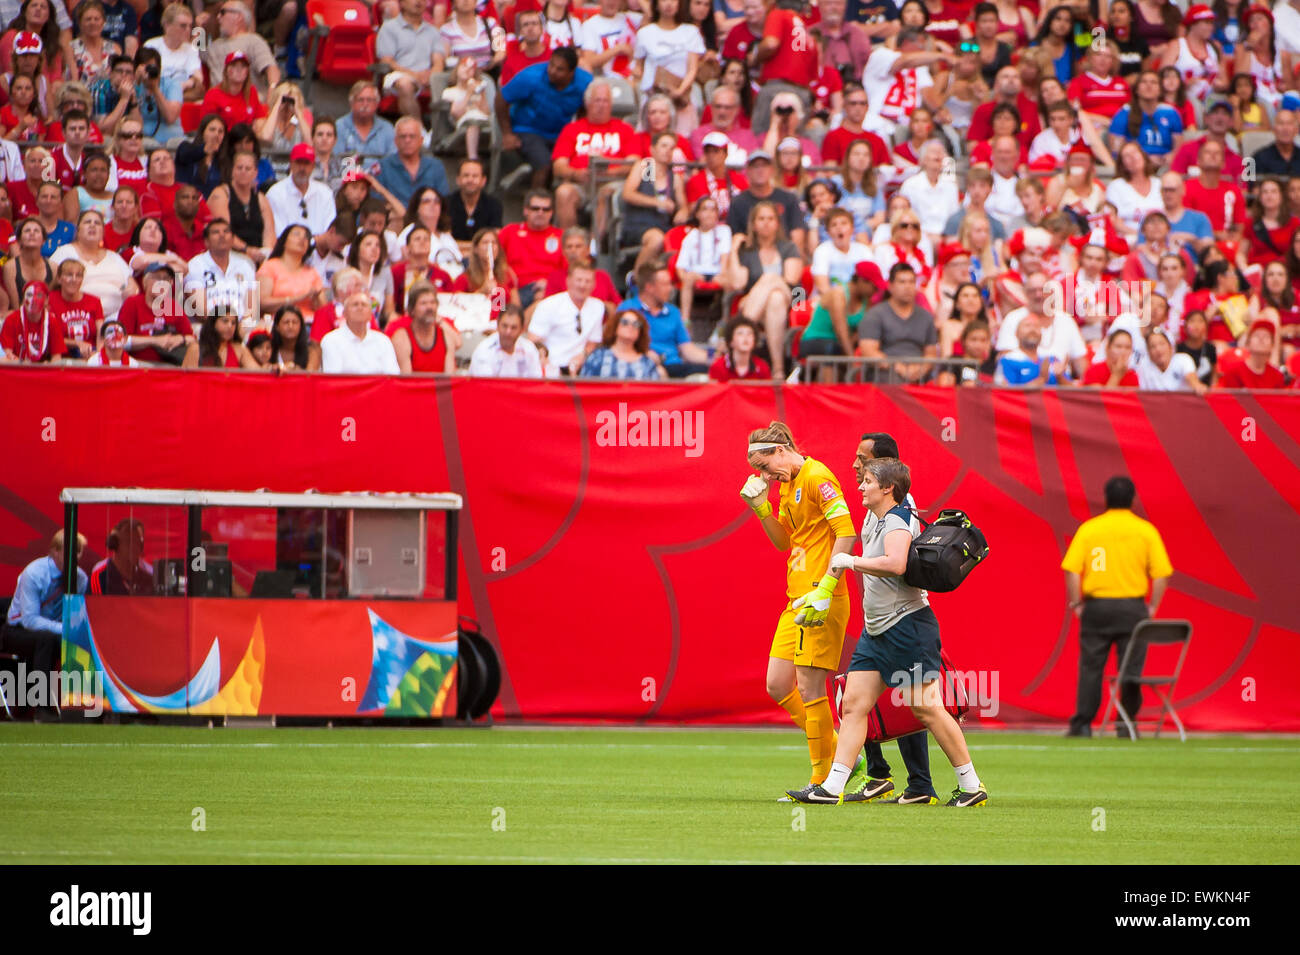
top-left (1, 725), bottom-right (1296, 864)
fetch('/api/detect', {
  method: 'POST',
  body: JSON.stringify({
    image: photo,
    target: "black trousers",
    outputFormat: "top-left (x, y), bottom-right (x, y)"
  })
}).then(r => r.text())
top-left (1, 623), bottom-right (60, 674)
top-left (864, 733), bottom-right (934, 797)
top-left (1, 624), bottom-right (61, 714)
top-left (1070, 597), bottom-right (1149, 733)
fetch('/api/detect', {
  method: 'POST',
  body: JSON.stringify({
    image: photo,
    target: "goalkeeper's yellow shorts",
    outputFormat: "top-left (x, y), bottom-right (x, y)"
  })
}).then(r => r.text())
top-left (770, 592), bottom-right (852, 671)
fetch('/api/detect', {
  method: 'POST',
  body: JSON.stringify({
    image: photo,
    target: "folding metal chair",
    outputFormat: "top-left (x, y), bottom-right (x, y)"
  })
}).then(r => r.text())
top-left (1101, 619), bottom-right (1193, 742)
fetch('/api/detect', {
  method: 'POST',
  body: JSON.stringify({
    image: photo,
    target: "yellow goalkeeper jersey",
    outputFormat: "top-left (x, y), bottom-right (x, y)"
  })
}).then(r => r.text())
top-left (777, 456), bottom-right (855, 599)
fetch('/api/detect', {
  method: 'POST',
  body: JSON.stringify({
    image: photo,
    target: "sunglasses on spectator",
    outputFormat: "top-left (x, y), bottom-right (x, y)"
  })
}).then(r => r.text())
top-left (899, 222), bottom-right (920, 229)
top-left (120, 131), bottom-right (142, 139)
top-left (959, 42), bottom-right (979, 53)
top-left (528, 205), bottom-right (552, 213)
top-left (618, 317), bottom-right (641, 327)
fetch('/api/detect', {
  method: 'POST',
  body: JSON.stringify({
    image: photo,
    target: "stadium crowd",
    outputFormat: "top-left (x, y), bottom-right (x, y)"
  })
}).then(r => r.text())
top-left (0, 0), bottom-right (1297, 389)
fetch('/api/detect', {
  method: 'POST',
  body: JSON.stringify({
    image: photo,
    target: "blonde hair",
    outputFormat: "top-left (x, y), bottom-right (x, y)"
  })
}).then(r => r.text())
top-left (747, 421), bottom-right (798, 457)
top-left (957, 210), bottom-right (998, 283)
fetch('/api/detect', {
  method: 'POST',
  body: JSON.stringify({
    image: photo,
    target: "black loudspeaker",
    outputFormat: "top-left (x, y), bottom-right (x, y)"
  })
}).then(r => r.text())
top-left (455, 617), bottom-right (501, 721)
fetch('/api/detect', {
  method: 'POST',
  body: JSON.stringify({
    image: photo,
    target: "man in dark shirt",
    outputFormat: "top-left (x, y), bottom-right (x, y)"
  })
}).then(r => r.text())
top-left (89, 519), bottom-right (155, 596)
top-left (446, 159), bottom-right (503, 252)
top-left (858, 262), bottom-right (938, 382)
top-left (726, 150), bottom-right (805, 250)
top-left (1251, 110), bottom-right (1300, 179)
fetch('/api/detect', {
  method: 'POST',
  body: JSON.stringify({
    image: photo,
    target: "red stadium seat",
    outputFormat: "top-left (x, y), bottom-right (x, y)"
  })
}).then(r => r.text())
top-left (305, 0), bottom-right (376, 86)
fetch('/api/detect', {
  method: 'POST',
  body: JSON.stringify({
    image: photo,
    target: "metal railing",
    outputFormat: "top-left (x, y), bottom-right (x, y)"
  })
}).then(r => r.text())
top-left (802, 355), bottom-right (979, 384)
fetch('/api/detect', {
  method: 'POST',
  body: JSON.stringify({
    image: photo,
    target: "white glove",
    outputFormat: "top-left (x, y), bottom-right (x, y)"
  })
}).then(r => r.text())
top-left (829, 553), bottom-right (857, 572)
top-left (739, 474), bottom-right (769, 505)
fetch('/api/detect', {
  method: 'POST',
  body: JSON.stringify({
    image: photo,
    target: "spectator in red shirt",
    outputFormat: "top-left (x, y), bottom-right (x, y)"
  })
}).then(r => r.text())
top-left (6, 145), bottom-right (49, 219)
top-left (116, 264), bottom-right (195, 364)
top-left (161, 183), bottom-right (207, 261)
top-left (819, 83), bottom-right (896, 169)
top-left (1183, 139), bottom-right (1249, 242)
top-left (709, 315), bottom-right (770, 380)
top-left (721, 0), bottom-right (766, 62)
top-left (0, 280), bottom-right (66, 363)
top-left (200, 50), bottom-right (267, 129)
top-left (1066, 42), bottom-right (1130, 122)
top-left (543, 226), bottom-right (620, 307)
top-left (1217, 320), bottom-right (1286, 388)
top-left (104, 186), bottom-right (140, 253)
top-left (387, 280), bottom-right (458, 374)
top-left (50, 110), bottom-right (94, 190)
top-left (1170, 101), bottom-right (1244, 182)
top-left (751, 0), bottom-right (819, 135)
top-left (499, 189), bottom-right (566, 308)
top-left (138, 146), bottom-right (181, 220)
top-left (1081, 328), bottom-right (1140, 386)
top-left (552, 78), bottom-right (641, 229)
top-left (503, 8), bottom-right (554, 86)
top-left (1245, 177), bottom-right (1297, 269)
top-left (45, 82), bottom-right (106, 146)
top-left (49, 259), bottom-right (104, 359)
top-left (686, 131), bottom-right (748, 217)
top-left (110, 116), bottom-right (147, 194)
top-left (452, 228), bottom-right (520, 322)
top-left (969, 65), bottom-right (1042, 149)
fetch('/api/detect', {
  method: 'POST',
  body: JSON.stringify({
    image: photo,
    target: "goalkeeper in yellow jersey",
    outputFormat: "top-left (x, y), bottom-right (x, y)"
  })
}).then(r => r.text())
top-left (741, 421), bottom-right (875, 799)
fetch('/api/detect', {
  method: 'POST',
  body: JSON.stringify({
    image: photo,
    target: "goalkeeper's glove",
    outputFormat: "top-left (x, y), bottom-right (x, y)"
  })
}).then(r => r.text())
top-left (792, 572), bottom-right (838, 627)
top-left (740, 474), bottom-right (772, 520)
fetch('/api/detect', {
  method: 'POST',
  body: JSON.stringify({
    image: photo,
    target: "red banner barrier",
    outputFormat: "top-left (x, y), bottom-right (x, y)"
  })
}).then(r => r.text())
top-left (3, 368), bottom-right (1298, 730)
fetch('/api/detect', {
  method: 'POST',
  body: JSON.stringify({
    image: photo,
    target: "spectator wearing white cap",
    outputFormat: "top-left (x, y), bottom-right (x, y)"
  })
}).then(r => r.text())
top-left (266, 144), bottom-right (336, 241)
top-left (685, 131), bottom-right (749, 217)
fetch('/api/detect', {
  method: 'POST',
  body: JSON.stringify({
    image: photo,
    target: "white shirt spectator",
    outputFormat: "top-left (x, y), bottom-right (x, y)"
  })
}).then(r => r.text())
top-left (266, 176), bottom-right (337, 237)
top-left (676, 224), bottom-right (732, 276)
top-left (1089, 312), bottom-right (1148, 367)
top-left (527, 290), bottom-right (605, 367)
top-left (1105, 178), bottom-right (1164, 235)
top-left (396, 223), bottom-right (464, 276)
top-left (1277, 2), bottom-right (1300, 56)
top-left (582, 12), bottom-right (641, 77)
top-left (49, 245), bottom-right (133, 321)
top-left (986, 171), bottom-right (1025, 230)
top-left (862, 47), bottom-right (933, 138)
top-left (86, 350), bottom-right (140, 366)
top-left (1138, 351), bottom-right (1197, 390)
top-left (873, 237), bottom-right (934, 275)
top-left (997, 307), bottom-right (1088, 365)
top-left (632, 22), bottom-right (705, 93)
top-left (144, 35), bottom-right (203, 90)
top-left (468, 332), bottom-right (544, 377)
top-left (898, 172), bottom-right (961, 236)
top-left (321, 323), bottom-right (401, 374)
top-left (1028, 128), bottom-right (1075, 166)
top-left (0, 138), bottom-right (23, 181)
top-left (811, 239), bottom-right (874, 285)
top-left (184, 250), bottom-right (258, 315)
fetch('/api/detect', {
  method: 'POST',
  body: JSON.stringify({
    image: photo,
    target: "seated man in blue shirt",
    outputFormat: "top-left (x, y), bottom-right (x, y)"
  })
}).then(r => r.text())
top-left (1147, 171), bottom-right (1214, 264)
top-left (497, 46), bottom-right (592, 191)
top-left (3, 530), bottom-right (88, 719)
top-left (372, 115), bottom-right (450, 206)
top-left (616, 263), bottom-right (710, 378)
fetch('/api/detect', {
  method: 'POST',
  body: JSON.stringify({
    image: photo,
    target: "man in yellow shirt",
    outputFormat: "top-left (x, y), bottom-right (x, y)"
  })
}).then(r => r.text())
top-left (1061, 476), bottom-right (1174, 738)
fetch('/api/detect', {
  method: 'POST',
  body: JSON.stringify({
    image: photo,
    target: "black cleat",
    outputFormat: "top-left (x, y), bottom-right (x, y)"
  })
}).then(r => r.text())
top-left (945, 787), bottom-right (989, 808)
top-left (882, 790), bottom-right (940, 805)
